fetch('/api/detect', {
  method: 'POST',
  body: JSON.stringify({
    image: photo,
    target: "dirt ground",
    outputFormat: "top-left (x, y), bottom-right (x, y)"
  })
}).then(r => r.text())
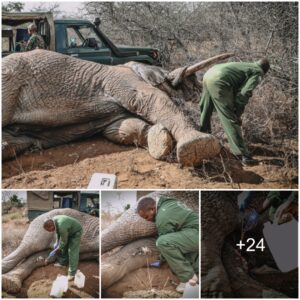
top-left (2, 208), bottom-right (99, 298)
top-left (103, 265), bottom-right (181, 298)
top-left (2, 137), bottom-right (298, 189)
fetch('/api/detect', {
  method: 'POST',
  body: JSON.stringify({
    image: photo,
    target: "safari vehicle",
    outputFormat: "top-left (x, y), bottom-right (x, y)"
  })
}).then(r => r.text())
top-left (27, 191), bottom-right (99, 220)
top-left (2, 12), bottom-right (160, 65)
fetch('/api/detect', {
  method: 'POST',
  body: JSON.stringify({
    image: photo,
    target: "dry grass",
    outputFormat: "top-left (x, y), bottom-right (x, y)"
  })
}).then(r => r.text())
top-left (2, 207), bottom-right (29, 257)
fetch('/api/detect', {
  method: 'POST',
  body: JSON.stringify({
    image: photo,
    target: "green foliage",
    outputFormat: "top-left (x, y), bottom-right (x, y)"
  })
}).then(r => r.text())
top-left (9, 194), bottom-right (23, 207)
top-left (2, 2), bottom-right (24, 12)
top-left (124, 204), bottom-right (131, 211)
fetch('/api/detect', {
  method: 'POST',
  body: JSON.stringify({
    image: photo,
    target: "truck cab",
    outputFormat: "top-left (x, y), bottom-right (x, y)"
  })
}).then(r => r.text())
top-left (2, 12), bottom-right (160, 65)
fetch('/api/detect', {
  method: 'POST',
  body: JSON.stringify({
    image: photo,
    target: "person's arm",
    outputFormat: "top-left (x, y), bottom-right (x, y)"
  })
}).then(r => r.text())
top-left (157, 221), bottom-right (176, 236)
top-left (236, 73), bottom-right (262, 117)
top-left (57, 227), bottom-right (68, 250)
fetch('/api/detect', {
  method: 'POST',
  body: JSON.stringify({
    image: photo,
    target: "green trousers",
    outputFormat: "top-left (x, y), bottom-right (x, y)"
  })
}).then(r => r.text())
top-left (57, 230), bottom-right (82, 276)
top-left (156, 228), bottom-right (199, 282)
top-left (199, 72), bottom-right (249, 156)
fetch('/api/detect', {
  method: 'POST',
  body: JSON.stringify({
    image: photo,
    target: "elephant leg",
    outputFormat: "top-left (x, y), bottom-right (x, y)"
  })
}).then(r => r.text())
top-left (2, 130), bottom-right (36, 160)
top-left (2, 250), bottom-right (54, 294)
top-left (102, 118), bottom-right (174, 160)
top-left (201, 192), bottom-right (240, 297)
top-left (2, 250), bottom-right (100, 294)
top-left (201, 241), bottom-right (232, 298)
top-left (101, 238), bottom-right (159, 289)
top-left (112, 77), bottom-right (221, 165)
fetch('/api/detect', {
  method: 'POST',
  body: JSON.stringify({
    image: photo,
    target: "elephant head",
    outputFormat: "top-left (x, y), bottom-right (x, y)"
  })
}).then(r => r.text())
top-left (125, 52), bottom-right (234, 103)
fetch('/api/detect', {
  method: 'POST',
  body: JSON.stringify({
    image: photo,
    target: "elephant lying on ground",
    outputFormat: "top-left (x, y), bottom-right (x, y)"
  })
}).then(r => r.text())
top-left (102, 191), bottom-right (290, 297)
top-left (101, 191), bottom-right (199, 292)
top-left (2, 208), bottom-right (99, 294)
top-left (2, 50), bottom-right (233, 166)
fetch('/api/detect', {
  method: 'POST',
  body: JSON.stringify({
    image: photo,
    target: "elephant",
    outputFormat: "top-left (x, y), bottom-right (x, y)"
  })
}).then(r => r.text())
top-left (2, 50), bottom-right (233, 166)
top-left (101, 191), bottom-right (199, 294)
top-left (2, 208), bottom-right (99, 294)
top-left (102, 191), bottom-right (293, 297)
top-left (201, 191), bottom-right (291, 298)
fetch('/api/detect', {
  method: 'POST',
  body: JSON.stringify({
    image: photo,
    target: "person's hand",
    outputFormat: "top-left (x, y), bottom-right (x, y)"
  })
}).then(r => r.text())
top-left (150, 260), bottom-right (162, 268)
top-left (49, 249), bottom-right (58, 257)
top-left (244, 210), bottom-right (260, 231)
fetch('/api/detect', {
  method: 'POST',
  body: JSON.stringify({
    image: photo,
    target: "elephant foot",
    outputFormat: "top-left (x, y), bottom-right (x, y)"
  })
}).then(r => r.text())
top-left (147, 124), bottom-right (173, 160)
top-left (177, 131), bottom-right (221, 166)
top-left (201, 265), bottom-right (232, 298)
top-left (2, 274), bottom-right (22, 294)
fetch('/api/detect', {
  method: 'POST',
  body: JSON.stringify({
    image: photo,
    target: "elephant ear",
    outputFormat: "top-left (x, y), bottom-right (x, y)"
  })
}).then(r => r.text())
top-left (125, 61), bottom-right (168, 86)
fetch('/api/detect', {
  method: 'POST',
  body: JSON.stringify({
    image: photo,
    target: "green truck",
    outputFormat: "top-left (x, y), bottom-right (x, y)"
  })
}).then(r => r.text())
top-left (27, 191), bottom-right (99, 220)
top-left (2, 12), bottom-right (160, 65)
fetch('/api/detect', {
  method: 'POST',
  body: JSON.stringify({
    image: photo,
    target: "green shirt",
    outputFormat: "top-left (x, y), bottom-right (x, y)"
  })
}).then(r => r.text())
top-left (208, 62), bottom-right (264, 116)
top-left (155, 197), bottom-right (199, 236)
top-left (53, 215), bottom-right (82, 250)
top-left (25, 33), bottom-right (46, 51)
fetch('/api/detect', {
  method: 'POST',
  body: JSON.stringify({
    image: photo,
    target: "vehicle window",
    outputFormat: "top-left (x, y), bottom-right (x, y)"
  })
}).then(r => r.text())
top-left (66, 27), bottom-right (83, 48)
top-left (86, 198), bottom-right (95, 208)
top-left (78, 25), bottom-right (103, 48)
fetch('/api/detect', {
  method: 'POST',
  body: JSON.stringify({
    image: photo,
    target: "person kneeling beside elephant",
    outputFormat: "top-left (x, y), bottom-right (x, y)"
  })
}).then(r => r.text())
top-left (137, 196), bottom-right (199, 292)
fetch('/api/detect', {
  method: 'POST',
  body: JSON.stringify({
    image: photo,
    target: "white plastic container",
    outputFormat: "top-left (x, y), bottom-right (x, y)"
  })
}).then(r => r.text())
top-left (182, 282), bottom-right (199, 298)
top-left (74, 270), bottom-right (85, 289)
top-left (263, 219), bottom-right (298, 272)
top-left (50, 275), bottom-right (68, 297)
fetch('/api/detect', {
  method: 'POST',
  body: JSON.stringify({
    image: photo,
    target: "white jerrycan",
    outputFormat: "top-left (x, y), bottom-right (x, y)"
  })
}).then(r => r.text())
top-left (182, 282), bottom-right (199, 298)
top-left (74, 270), bottom-right (85, 288)
top-left (50, 275), bottom-right (68, 297)
top-left (263, 218), bottom-right (298, 272)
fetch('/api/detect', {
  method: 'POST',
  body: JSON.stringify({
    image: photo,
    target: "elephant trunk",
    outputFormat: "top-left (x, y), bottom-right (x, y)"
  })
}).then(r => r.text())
top-left (2, 250), bottom-right (53, 293)
top-left (2, 235), bottom-right (53, 274)
top-left (102, 238), bottom-right (159, 289)
top-left (102, 191), bottom-right (199, 254)
top-left (101, 209), bottom-right (157, 253)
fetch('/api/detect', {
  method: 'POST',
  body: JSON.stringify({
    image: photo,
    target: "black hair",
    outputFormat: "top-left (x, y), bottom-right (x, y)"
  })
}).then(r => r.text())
top-left (137, 197), bottom-right (156, 212)
top-left (43, 219), bottom-right (54, 228)
top-left (258, 58), bottom-right (270, 74)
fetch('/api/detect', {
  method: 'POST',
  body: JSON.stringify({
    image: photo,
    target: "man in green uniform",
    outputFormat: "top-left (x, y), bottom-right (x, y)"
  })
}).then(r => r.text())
top-left (44, 215), bottom-right (83, 280)
top-left (200, 58), bottom-right (270, 165)
top-left (137, 196), bottom-right (199, 292)
top-left (22, 23), bottom-right (46, 51)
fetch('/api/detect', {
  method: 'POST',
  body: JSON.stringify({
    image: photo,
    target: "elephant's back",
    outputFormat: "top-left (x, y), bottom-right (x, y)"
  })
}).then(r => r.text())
top-left (23, 208), bottom-right (99, 252)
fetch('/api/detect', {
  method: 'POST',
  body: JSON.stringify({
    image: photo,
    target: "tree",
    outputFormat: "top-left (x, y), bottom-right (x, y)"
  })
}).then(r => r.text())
top-left (10, 194), bottom-right (23, 207)
top-left (29, 3), bottom-right (62, 18)
top-left (2, 1), bottom-right (24, 12)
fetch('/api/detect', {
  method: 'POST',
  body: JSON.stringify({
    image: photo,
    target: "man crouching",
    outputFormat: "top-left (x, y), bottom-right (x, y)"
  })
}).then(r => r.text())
top-left (137, 196), bottom-right (199, 292)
